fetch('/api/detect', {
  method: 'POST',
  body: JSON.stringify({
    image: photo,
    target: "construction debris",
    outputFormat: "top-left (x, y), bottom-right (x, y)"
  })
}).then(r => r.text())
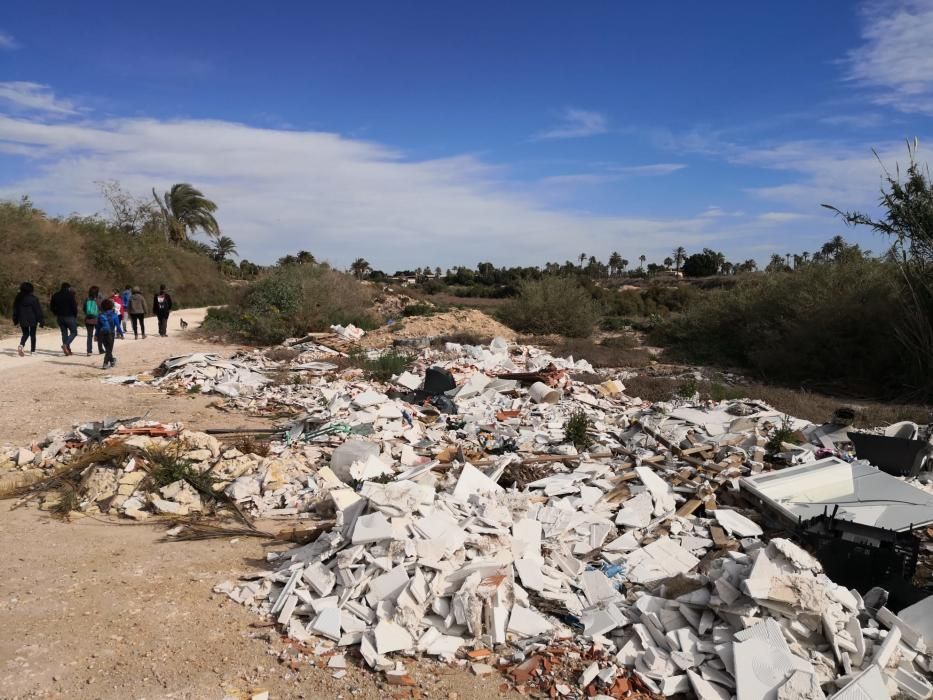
top-left (6, 337), bottom-right (933, 698)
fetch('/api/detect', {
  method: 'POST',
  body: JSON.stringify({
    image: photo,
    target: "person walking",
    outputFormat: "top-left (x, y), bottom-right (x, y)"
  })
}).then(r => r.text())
top-left (128, 287), bottom-right (148, 339)
top-left (83, 286), bottom-right (104, 356)
top-left (50, 282), bottom-right (79, 355)
top-left (110, 289), bottom-right (126, 339)
top-left (96, 298), bottom-right (120, 369)
top-left (153, 284), bottom-right (173, 337)
top-left (121, 285), bottom-right (132, 333)
top-left (12, 281), bottom-right (44, 356)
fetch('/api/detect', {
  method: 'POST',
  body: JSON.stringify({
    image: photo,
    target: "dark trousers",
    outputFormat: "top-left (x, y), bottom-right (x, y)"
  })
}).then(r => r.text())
top-left (130, 313), bottom-right (146, 337)
top-left (19, 324), bottom-right (37, 352)
top-left (99, 331), bottom-right (115, 365)
top-left (85, 323), bottom-right (103, 354)
top-left (58, 316), bottom-right (78, 348)
top-left (157, 315), bottom-right (169, 336)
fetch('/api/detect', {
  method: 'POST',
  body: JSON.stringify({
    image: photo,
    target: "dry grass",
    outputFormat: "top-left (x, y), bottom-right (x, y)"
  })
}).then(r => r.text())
top-left (537, 336), bottom-right (654, 369)
top-left (621, 374), bottom-right (929, 428)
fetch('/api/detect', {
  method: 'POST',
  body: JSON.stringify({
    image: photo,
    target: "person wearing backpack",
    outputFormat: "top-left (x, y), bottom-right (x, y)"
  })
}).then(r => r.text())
top-left (12, 281), bottom-right (44, 356)
top-left (50, 282), bottom-right (79, 355)
top-left (83, 286), bottom-right (104, 356)
top-left (153, 284), bottom-right (173, 336)
top-left (96, 298), bottom-right (121, 369)
top-left (128, 287), bottom-right (148, 339)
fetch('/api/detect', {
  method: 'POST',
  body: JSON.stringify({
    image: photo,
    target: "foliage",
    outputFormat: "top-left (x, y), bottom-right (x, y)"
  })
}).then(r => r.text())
top-left (401, 303), bottom-right (438, 317)
top-left (152, 183), bottom-right (221, 244)
top-left (211, 235), bottom-right (238, 262)
top-left (0, 199), bottom-right (230, 317)
top-left (682, 248), bottom-right (723, 277)
top-left (564, 410), bottom-right (593, 450)
top-left (498, 277), bottom-right (598, 337)
top-left (203, 263), bottom-right (377, 344)
top-left (823, 140), bottom-right (933, 398)
top-left (350, 258), bottom-right (370, 279)
top-left (653, 254), bottom-right (925, 399)
top-left (349, 348), bottom-right (412, 381)
top-left (765, 415), bottom-right (800, 455)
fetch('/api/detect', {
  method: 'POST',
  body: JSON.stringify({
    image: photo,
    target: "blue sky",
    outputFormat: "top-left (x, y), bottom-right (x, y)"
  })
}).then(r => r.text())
top-left (1, 0), bottom-right (932, 269)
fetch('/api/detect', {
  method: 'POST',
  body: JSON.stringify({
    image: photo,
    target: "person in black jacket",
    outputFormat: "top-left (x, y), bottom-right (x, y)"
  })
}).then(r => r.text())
top-left (153, 284), bottom-right (173, 337)
top-left (12, 281), bottom-right (44, 356)
top-left (49, 282), bottom-right (79, 356)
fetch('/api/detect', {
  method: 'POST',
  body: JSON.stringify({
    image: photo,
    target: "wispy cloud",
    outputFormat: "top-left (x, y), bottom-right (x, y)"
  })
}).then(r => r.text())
top-left (0, 82), bottom-right (78, 116)
top-left (757, 212), bottom-right (812, 223)
top-left (534, 107), bottom-right (608, 140)
top-left (700, 206), bottom-right (744, 218)
top-left (541, 162), bottom-right (686, 186)
top-left (845, 0), bottom-right (933, 114)
top-left (0, 30), bottom-right (19, 50)
top-left (819, 113), bottom-right (886, 128)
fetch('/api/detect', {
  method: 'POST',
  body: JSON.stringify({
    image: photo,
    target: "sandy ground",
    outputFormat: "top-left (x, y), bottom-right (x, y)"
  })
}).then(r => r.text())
top-left (0, 311), bottom-right (505, 699)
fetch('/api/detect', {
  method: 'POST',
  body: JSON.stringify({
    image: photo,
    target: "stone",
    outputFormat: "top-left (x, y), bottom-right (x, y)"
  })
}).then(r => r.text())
top-left (374, 620), bottom-right (414, 654)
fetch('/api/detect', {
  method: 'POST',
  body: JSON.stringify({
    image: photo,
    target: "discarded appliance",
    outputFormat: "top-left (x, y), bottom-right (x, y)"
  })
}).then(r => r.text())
top-left (848, 426), bottom-right (931, 478)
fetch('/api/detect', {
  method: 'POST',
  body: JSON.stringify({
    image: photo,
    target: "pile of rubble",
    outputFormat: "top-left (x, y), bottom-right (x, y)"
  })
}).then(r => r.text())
top-left (7, 337), bottom-right (933, 698)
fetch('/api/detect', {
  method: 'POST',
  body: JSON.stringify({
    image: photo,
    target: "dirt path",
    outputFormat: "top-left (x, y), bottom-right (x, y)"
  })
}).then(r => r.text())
top-left (0, 312), bottom-right (503, 699)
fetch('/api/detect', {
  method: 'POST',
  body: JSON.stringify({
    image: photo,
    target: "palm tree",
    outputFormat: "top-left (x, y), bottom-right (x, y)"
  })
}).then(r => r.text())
top-left (621, 258), bottom-right (629, 273)
top-left (673, 246), bottom-right (686, 272)
top-left (578, 253), bottom-right (586, 269)
top-left (211, 235), bottom-right (238, 262)
top-left (638, 254), bottom-right (646, 271)
top-left (801, 251), bottom-right (810, 263)
top-left (663, 256), bottom-right (673, 269)
top-left (351, 258), bottom-right (371, 279)
top-left (608, 251), bottom-right (622, 277)
top-left (152, 183), bottom-right (220, 244)
top-left (296, 250), bottom-right (316, 265)
top-left (278, 254), bottom-right (298, 266)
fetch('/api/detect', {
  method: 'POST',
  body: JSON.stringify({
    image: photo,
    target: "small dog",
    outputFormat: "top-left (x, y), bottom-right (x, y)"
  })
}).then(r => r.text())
top-left (179, 318), bottom-right (189, 330)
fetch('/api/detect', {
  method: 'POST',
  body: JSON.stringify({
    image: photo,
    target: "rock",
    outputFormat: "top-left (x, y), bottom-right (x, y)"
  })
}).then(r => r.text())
top-left (15, 448), bottom-right (36, 466)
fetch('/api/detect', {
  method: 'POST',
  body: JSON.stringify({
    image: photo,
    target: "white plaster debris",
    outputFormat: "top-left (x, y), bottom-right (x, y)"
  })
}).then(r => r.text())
top-left (6, 336), bottom-right (933, 697)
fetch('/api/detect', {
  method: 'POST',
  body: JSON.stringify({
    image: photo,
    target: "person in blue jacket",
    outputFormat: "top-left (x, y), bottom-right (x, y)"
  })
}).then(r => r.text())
top-left (96, 298), bottom-right (121, 369)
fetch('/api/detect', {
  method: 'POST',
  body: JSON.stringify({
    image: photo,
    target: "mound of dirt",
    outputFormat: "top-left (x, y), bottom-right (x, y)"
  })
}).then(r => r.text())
top-left (360, 308), bottom-right (516, 348)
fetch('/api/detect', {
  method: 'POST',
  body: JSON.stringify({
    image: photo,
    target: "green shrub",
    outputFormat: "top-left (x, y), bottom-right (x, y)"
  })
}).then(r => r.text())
top-left (349, 348), bottom-right (412, 381)
top-left (498, 277), bottom-right (597, 337)
top-left (564, 409), bottom-right (593, 450)
top-left (203, 264), bottom-right (377, 344)
top-left (652, 257), bottom-right (919, 399)
top-left (402, 303), bottom-right (437, 317)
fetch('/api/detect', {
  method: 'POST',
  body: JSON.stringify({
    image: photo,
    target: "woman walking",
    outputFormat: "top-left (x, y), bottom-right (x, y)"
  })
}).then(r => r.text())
top-left (83, 286), bottom-right (104, 356)
top-left (153, 284), bottom-right (173, 337)
top-left (12, 282), bottom-right (44, 356)
top-left (128, 287), bottom-right (148, 339)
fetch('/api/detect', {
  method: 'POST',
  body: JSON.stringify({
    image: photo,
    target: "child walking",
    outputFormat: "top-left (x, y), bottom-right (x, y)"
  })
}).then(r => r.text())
top-left (96, 298), bottom-right (121, 369)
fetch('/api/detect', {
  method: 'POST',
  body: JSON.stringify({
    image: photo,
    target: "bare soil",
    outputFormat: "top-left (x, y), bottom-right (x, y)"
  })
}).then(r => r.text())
top-left (0, 311), bottom-right (504, 699)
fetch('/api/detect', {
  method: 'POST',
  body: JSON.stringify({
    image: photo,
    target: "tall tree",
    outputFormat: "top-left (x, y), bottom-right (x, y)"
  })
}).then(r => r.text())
top-left (152, 183), bottom-right (220, 244)
top-left (673, 246), bottom-right (686, 272)
top-left (621, 258), bottom-right (629, 272)
top-left (351, 258), bottom-right (371, 279)
top-left (608, 251), bottom-right (622, 277)
top-left (578, 252), bottom-right (587, 269)
top-left (211, 235), bottom-right (238, 262)
top-left (663, 256), bottom-right (674, 269)
top-left (638, 254), bottom-right (646, 270)
top-left (296, 250), bottom-right (316, 265)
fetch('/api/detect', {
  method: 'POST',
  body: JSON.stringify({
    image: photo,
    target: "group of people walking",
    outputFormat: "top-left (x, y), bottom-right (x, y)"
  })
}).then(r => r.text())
top-left (12, 282), bottom-right (174, 369)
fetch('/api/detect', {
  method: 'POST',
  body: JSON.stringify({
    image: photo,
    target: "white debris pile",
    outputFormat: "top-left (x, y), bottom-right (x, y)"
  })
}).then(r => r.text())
top-left (152, 353), bottom-right (273, 398)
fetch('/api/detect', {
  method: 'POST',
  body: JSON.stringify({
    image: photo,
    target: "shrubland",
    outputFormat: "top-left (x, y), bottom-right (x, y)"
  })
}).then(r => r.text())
top-left (0, 198), bottom-right (230, 316)
top-left (203, 264), bottom-right (377, 344)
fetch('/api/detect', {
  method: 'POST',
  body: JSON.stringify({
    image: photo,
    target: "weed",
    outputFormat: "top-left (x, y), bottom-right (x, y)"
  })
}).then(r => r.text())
top-left (564, 409), bottom-right (594, 450)
top-left (401, 303), bottom-right (438, 317)
top-left (49, 485), bottom-right (81, 520)
top-left (233, 435), bottom-right (270, 457)
top-left (431, 332), bottom-right (493, 347)
top-left (498, 277), bottom-right (598, 338)
top-left (765, 415), bottom-right (800, 455)
top-left (187, 383), bottom-right (202, 394)
top-left (348, 348), bottom-right (413, 382)
top-left (676, 377), bottom-right (699, 399)
top-left (143, 444), bottom-right (219, 501)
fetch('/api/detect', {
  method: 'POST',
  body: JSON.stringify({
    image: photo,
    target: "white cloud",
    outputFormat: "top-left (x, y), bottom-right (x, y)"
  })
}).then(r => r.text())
top-left (0, 30), bottom-right (19, 50)
top-left (0, 82), bottom-right (78, 116)
top-left (845, 0), bottom-right (933, 114)
top-left (0, 109), bottom-right (733, 268)
top-left (699, 206), bottom-right (744, 218)
top-left (534, 108), bottom-right (608, 140)
top-left (819, 113), bottom-right (886, 128)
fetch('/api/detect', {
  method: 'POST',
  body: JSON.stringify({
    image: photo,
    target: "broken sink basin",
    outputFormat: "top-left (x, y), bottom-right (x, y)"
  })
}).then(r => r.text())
top-left (740, 456), bottom-right (933, 533)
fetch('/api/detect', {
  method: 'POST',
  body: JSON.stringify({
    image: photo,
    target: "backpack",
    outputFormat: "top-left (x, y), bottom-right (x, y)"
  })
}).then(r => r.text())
top-left (97, 310), bottom-right (116, 334)
top-left (84, 299), bottom-right (99, 322)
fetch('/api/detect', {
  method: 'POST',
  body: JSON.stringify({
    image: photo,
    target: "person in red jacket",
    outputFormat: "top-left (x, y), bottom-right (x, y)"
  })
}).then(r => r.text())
top-left (109, 289), bottom-right (126, 339)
